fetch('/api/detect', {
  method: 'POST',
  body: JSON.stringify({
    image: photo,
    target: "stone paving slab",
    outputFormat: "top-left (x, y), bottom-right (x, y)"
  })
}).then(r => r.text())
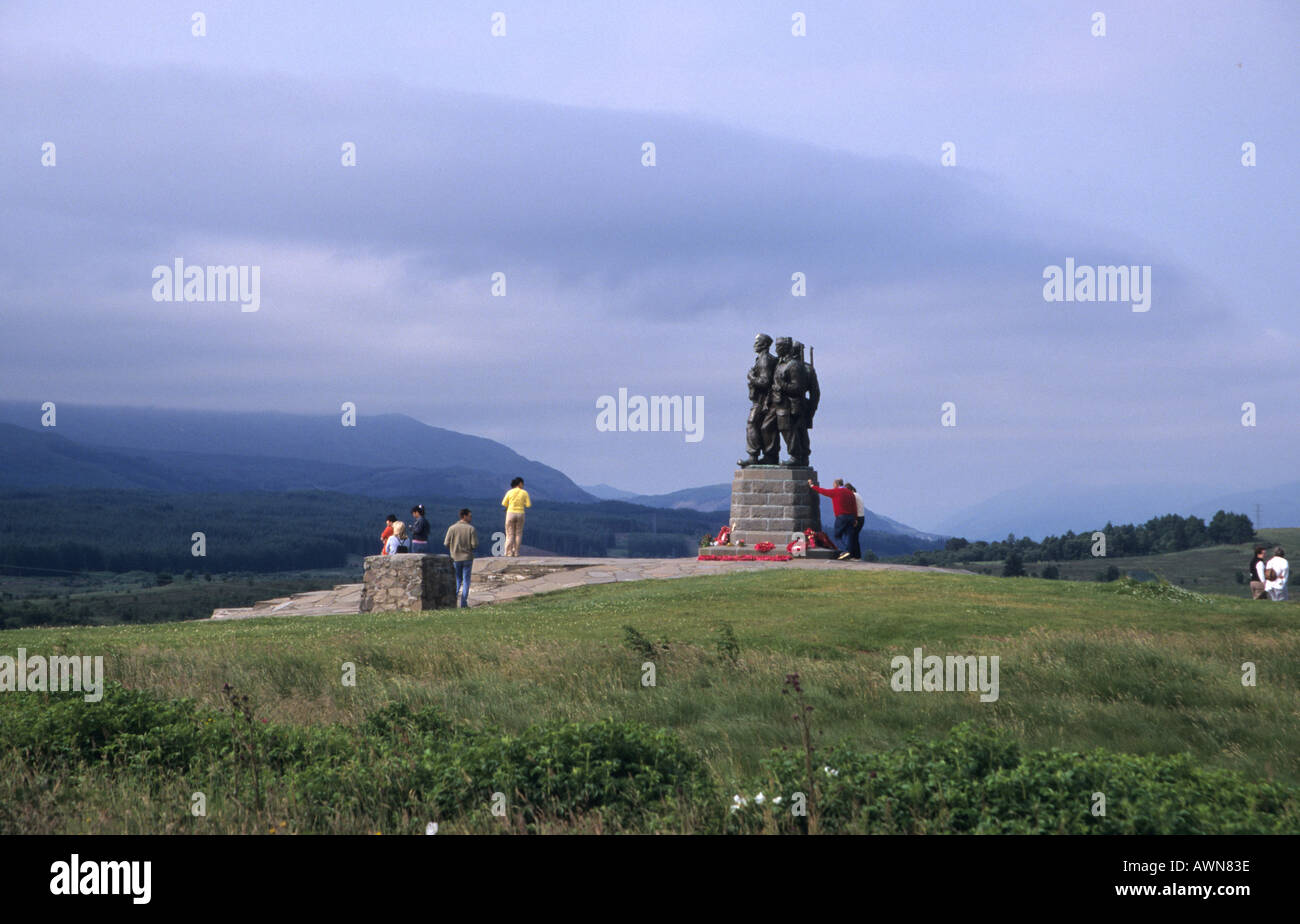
top-left (463, 557), bottom-right (970, 607)
top-left (211, 583), bottom-right (363, 621)
top-left (209, 557), bottom-right (970, 619)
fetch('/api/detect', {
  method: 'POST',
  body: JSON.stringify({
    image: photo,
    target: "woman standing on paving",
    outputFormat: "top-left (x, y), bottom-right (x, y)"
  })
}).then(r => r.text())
top-left (501, 477), bottom-right (531, 557)
top-left (409, 505), bottom-right (431, 553)
top-left (845, 482), bottom-right (866, 562)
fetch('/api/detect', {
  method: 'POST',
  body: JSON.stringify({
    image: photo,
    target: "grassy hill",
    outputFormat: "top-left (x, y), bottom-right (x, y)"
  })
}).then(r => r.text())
top-left (960, 530), bottom-right (1300, 598)
top-left (2, 569), bottom-right (1296, 833)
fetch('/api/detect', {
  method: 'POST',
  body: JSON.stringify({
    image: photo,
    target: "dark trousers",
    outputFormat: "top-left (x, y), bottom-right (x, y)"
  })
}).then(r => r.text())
top-left (849, 517), bottom-right (864, 560)
top-left (832, 514), bottom-right (856, 555)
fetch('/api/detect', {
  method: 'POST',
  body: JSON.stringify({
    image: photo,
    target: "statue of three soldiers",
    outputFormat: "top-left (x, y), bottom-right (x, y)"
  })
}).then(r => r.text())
top-left (739, 333), bottom-right (820, 468)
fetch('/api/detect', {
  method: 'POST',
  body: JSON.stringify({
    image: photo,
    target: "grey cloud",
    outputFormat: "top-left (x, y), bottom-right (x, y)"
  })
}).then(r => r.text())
top-left (1, 61), bottom-right (1200, 321)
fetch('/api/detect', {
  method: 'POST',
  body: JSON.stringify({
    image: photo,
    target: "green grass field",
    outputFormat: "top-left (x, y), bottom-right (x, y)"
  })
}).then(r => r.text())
top-left (962, 530), bottom-right (1300, 597)
top-left (2, 567), bottom-right (1297, 833)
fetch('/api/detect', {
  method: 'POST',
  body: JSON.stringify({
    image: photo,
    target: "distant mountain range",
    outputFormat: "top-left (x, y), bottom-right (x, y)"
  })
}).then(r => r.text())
top-left (0, 404), bottom-right (593, 502)
top-left (584, 482), bottom-right (730, 511)
top-left (582, 481), bottom-right (942, 540)
top-left (935, 481), bottom-right (1277, 542)
top-left (588, 477), bottom-right (1281, 544)
top-left (0, 402), bottom-right (935, 541)
top-left (1195, 484), bottom-right (1300, 534)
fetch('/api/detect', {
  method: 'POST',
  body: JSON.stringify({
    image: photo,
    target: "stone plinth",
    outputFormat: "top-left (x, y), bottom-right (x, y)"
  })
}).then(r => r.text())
top-left (728, 466), bottom-right (823, 547)
top-left (360, 554), bottom-right (457, 613)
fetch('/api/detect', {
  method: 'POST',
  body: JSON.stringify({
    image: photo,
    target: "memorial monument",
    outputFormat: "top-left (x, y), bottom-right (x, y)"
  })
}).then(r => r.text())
top-left (728, 333), bottom-right (826, 550)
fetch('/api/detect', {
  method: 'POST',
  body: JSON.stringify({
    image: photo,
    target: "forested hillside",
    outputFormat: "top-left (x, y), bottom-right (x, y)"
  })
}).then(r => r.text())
top-left (0, 489), bottom-right (722, 575)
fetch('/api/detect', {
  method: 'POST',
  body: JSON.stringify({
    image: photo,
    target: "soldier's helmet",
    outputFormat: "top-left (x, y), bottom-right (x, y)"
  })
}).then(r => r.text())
top-left (754, 333), bottom-right (773, 349)
top-left (774, 336), bottom-right (793, 355)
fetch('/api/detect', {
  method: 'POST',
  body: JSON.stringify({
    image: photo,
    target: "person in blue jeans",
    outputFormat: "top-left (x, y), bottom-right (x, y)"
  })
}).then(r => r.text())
top-left (443, 508), bottom-right (478, 608)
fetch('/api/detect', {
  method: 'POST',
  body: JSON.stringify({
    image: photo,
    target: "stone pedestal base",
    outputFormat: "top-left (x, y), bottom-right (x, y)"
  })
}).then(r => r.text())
top-left (728, 466), bottom-right (823, 547)
top-left (360, 554), bottom-right (457, 613)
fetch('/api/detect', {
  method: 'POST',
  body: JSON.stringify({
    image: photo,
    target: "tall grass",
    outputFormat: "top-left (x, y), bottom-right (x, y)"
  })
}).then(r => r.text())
top-left (2, 569), bottom-right (1296, 833)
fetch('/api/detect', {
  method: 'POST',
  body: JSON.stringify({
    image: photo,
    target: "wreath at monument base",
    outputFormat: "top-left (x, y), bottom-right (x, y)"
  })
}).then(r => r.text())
top-left (697, 553), bottom-right (793, 562)
top-left (786, 528), bottom-right (839, 556)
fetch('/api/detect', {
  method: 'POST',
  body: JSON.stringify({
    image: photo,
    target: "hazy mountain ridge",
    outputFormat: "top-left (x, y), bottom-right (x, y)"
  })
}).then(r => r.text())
top-left (1, 406), bottom-right (1267, 544)
top-left (583, 481), bottom-right (942, 540)
top-left (581, 483), bottom-right (642, 502)
top-left (0, 404), bottom-right (595, 502)
top-left (581, 484), bottom-right (730, 515)
top-left (936, 481), bottom-right (1272, 541)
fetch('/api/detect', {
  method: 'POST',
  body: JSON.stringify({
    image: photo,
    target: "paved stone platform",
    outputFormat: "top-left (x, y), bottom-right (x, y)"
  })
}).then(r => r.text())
top-left (210, 583), bottom-right (363, 621)
top-left (209, 556), bottom-right (969, 620)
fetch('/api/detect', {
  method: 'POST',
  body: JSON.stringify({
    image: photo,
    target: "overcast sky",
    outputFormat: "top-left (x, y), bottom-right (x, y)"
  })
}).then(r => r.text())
top-left (1, 1), bottom-right (1296, 532)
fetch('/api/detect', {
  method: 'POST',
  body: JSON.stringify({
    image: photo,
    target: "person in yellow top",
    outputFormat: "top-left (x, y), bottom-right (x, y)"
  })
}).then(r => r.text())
top-left (501, 477), bottom-right (531, 556)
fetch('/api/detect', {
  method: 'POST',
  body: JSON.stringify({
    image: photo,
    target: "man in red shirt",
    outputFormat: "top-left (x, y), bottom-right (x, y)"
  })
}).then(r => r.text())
top-left (808, 478), bottom-right (856, 560)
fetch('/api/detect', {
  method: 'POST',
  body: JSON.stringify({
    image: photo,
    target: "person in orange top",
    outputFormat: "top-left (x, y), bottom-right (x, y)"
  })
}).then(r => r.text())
top-left (501, 477), bottom-right (531, 556)
top-left (379, 514), bottom-right (397, 554)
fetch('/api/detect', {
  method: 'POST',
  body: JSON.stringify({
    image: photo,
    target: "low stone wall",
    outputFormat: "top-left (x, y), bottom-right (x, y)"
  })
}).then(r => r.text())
top-left (359, 554), bottom-right (457, 613)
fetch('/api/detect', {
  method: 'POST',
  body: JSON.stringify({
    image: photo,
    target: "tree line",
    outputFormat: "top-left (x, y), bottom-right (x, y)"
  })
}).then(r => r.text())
top-left (893, 510), bottom-right (1255, 568)
top-left (0, 489), bottom-right (720, 576)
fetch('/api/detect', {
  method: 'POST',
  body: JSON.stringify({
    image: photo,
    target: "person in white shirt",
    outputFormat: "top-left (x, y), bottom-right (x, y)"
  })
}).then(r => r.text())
top-left (384, 521), bottom-right (411, 555)
top-left (844, 481), bottom-right (866, 561)
top-left (1264, 546), bottom-right (1289, 601)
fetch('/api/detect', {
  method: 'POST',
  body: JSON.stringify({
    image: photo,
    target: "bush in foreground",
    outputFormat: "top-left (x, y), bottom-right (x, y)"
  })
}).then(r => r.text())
top-left (1, 686), bottom-right (1296, 834)
top-left (737, 723), bottom-right (1299, 834)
